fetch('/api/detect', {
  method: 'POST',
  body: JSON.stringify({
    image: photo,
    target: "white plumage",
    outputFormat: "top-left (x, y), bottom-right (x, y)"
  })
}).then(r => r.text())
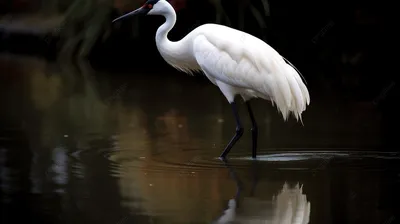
top-left (112, 0), bottom-right (310, 158)
top-left (192, 27), bottom-right (310, 122)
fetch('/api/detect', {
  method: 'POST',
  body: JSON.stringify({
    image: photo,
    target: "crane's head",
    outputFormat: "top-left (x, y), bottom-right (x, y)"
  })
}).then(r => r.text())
top-left (112, 0), bottom-right (172, 23)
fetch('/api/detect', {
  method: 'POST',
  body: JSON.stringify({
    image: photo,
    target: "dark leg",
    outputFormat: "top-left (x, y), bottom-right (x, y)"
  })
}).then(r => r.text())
top-left (246, 101), bottom-right (258, 158)
top-left (219, 102), bottom-right (244, 158)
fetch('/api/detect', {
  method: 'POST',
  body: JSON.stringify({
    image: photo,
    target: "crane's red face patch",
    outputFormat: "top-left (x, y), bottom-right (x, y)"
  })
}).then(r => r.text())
top-left (142, 3), bottom-right (152, 9)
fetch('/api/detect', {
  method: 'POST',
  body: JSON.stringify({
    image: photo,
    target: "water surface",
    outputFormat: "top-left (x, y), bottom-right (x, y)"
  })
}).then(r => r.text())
top-left (0, 55), bottom-right (398, 224)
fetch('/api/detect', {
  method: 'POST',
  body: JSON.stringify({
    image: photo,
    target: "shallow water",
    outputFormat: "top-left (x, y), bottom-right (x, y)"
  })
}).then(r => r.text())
top-left (0, 55), bottom-right (399, 224)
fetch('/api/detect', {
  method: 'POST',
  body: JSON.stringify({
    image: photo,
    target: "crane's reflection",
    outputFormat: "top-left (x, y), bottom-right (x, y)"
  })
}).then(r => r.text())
top-left (216, 159), bottom-right (311, 224)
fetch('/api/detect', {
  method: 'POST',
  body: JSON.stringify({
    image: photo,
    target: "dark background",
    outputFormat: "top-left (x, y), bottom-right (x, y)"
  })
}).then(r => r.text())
top-left (0, 0), bottom-right (397, 147)
top-left (1, 1), bottom-right (399, 223)
top-left (0, 0), bottom-right (397, 148)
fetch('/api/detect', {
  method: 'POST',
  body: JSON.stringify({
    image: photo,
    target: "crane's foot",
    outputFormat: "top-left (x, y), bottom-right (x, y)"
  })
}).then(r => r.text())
top-left (219, 102), bottom-right (243, 159)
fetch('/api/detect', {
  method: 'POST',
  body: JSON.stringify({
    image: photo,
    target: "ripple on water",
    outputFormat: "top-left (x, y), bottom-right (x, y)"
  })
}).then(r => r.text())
top-left (106, 148), bottom-right (227, 176)
top-left (72, 143), bottom-right (400, 178)
top-left (100, 148), bottom-right (338, 175)
top-left (230, 149), bottom-right (400, 160)
top-left (233, 150), bottom-right (350, 161)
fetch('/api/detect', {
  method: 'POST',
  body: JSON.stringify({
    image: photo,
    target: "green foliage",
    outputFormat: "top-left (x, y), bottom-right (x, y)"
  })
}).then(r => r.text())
top-left (57, 0), bottom-right (114, 59)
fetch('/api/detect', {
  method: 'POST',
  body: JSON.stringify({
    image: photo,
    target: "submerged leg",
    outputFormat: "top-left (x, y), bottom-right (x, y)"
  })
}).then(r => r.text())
top-left (246, 101), bottom-right (258, 158)
top-left (219, 102), bottom-right (244, 158)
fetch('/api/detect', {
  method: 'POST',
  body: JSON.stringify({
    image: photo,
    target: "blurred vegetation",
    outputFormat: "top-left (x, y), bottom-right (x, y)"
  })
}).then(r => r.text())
top-left (0, 0), bottom-right (272, 59)
top-left (211, 0), bottom-right (271, 40)
top-left (56, 0), bottom-right (115, 59)
top-left (1, 0), bottom-right (271, 59)
top-left (56, 0), bottom-right (271, 59)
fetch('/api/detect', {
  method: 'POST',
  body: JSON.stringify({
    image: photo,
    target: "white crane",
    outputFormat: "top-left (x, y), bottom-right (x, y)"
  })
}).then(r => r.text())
top-left (112, 0), bottom-right (310, 159)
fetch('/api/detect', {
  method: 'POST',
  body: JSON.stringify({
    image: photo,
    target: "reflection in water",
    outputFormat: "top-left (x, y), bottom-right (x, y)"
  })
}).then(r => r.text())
top-left (50, 146), bottom-right (69, 194)
top-left (0, 56), bottom-right (148, 223)
top-left (216, 160), bottom-right (310, 224)
top-left (0, 55), bottom-right (398, 223)
top-left (112, 107), bottom-right (228, 223)
top-left (0, 146), bottom-right (10, 198)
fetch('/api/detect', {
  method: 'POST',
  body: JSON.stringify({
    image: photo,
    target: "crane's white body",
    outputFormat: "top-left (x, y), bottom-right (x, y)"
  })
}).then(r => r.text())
top-left (152, 0), bottom-right (310, 121)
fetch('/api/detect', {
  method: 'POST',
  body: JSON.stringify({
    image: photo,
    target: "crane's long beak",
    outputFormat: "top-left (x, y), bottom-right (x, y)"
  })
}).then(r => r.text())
top-left (112, 7), bottom-right (149, 23)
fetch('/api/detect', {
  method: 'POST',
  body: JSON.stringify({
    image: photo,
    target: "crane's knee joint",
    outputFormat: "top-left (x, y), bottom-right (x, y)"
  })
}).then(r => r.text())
top-left (251, 126), bottom-right (258, 133)
top-left (236, 127), bottom-right (244, 136)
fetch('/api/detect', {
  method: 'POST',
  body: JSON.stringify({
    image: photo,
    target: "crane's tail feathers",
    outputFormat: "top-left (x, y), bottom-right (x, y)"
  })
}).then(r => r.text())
top-left (266, 58), bottom-right (310, 125)
top-left (282, 56), bottom-right (308, 85)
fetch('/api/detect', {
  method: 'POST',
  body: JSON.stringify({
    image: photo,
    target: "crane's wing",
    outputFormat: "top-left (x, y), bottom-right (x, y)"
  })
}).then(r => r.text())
top-left (192, 24), bottom-right (310, 121)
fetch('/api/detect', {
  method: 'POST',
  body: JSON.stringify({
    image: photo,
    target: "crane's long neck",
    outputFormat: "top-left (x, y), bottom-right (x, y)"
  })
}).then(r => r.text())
top-left (155, 6), bottom-right (176, 45)
top-left (155, 3), bottom-right (199, 74)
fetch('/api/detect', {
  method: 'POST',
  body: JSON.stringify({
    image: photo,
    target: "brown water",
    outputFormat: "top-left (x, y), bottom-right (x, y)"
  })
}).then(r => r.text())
top-left (0, 54), bottom-right (399, 224)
